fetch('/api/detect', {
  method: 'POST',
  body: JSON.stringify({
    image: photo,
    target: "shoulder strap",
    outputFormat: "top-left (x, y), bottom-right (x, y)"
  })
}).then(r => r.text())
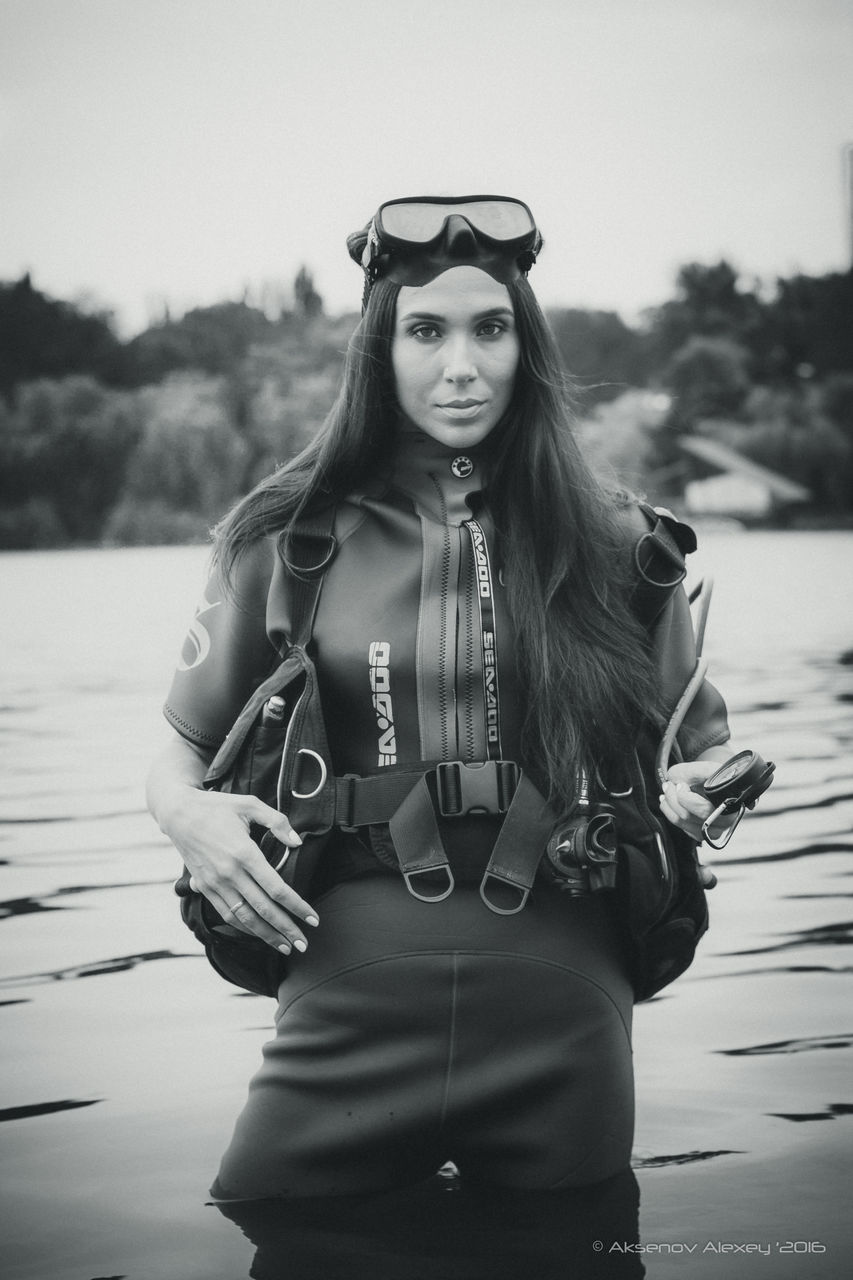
top-left (277, 506), bottom-right (337, 649)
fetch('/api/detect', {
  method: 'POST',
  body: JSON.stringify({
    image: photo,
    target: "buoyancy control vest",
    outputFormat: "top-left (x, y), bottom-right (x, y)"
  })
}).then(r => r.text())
top-left (169, 433), bottom-right (730, 999)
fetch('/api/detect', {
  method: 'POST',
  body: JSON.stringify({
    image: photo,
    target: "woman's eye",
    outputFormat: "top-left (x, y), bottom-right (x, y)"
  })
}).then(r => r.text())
top-left (411, 324), bottom-right (440, 340)
top-left (478, 321), bottom-right (505, 338)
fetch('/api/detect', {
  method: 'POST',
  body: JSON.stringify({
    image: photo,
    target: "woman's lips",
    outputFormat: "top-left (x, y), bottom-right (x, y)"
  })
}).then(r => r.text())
top-left (437, 399), bottom-right (485, 419)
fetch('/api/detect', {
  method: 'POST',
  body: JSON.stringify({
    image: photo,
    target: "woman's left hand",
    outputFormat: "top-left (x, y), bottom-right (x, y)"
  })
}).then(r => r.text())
top-left (659, 759), bottom-right (737, 845)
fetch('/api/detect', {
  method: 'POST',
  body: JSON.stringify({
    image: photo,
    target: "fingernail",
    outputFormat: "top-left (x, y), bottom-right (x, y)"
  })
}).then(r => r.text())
top-left (293, 939), bottom-right (307, 953)
top-left (278, 943), bottom-right (292, 955)
top-left (288, 832), bottom-right (303, 846)
top-left (306, 915), bottom-right (319, 927)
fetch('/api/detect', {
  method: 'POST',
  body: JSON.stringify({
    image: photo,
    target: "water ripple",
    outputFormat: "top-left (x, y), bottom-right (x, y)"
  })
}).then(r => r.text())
top-left (718, 1033), bottom-right (853, 1055)
top-left (632, 1150), bottom-right (743, 1168)
top-left (725, 920), bottom-right (853, 954)
top-left (0, 880), bottom-right (173, 920)
top-left (0, 1099), bottom-right (103, 1124)
top-left (769, 1103), bottom-right (853, 1123)
top-left (0, 950), bottom-right (192, 987)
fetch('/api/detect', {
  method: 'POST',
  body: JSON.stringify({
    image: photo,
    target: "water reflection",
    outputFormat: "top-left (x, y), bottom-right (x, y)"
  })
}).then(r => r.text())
top-left (719, 1032), bottom-right (853, 1055)
top-left (0, 1098), bottom-right (102, 1123)
top-left (0, 878), bottom-right (173, 919)
top-left (632, 1150), bottom-right (742, 1167)
top-left (214, 1169), bottom-right (644, 1280)
top-left (724, 919), bottom-right (853, 953)
top-left (769, 1103), bottom-right (853, 1122)
top-left (2, 536), bottom-right (853, 1278)
top-left (0, 949), bottom-right (188, 985)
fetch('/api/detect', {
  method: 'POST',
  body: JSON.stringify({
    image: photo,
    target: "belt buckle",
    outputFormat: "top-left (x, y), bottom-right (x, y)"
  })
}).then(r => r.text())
top-left (435, 760), bottom-right (519, 817)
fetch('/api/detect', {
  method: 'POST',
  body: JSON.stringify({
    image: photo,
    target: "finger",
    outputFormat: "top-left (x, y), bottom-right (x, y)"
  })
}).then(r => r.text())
top-left (245, 797), bottom-right (303, 847)
top-left (235, 888), bottom-right (313, 952)
top-left (661, 781), bottom-right (691, 822)
top-left (188, 832), bottom-right (320, 931)
top-left (659, 794), bottom-right (703, 842)
top-left (211, 888), bottom-right (302, 955)
top-left (230, 861), bottom-right (321, 945)
top-left (665, 761), bottom-right (718, 787)
top-left (667, 779), bottom-right (714, 822)
top-left (248, 860), bottom-right (320, 928)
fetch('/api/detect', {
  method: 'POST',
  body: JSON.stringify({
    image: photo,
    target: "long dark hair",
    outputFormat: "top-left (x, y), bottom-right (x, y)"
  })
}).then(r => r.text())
top-left (215, 274), bottom-right (657, 810)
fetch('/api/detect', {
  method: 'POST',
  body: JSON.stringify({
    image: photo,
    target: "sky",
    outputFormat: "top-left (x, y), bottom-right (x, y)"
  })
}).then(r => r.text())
top-left (1, 0), bottom-right (852, 335)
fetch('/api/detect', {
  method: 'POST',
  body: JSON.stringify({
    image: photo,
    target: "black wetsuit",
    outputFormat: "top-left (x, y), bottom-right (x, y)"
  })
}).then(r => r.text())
top-left (164, 430), bottom-right (730, 1197)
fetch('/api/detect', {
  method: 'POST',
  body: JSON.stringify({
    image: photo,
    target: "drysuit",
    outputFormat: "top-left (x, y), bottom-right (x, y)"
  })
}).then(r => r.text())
top-left (164, 429), bottom-right (729, 1196)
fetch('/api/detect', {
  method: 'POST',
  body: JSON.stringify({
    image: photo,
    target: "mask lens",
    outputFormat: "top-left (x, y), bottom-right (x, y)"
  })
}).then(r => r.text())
top-left (380, 198), bottom-right (534, 244)
top-left (453, 200), bottom-right (533, 239)
top-left (380, 203), bottom-right (450, 242)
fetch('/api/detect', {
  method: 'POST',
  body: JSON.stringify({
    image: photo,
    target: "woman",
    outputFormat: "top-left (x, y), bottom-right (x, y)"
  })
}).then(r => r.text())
top-left (147, 195), bottom-right (733, 1199)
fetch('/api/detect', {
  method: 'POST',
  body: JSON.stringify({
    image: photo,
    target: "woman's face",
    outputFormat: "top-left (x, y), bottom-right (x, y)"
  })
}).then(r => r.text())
top-left (391, 265), bottom-right (520, 449)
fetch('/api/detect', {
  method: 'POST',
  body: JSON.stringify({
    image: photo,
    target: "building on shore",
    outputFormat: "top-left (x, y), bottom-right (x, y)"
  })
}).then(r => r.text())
top-left (676, 434), bottom-right (811, 522)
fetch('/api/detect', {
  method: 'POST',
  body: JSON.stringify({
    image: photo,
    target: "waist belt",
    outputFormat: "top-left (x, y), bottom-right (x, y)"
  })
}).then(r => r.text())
top-left (321, 759), bottom-right (558, 916)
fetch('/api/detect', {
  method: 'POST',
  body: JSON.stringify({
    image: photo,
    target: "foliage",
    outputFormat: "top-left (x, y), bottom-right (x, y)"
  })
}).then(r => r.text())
top-left (576, 390), bottom-right (667, 492)
top-left (121, 301), bottom-right (276, 386)
top-left (0, 275), bottom-right (126, 398)
top-left (663, 335), bottom-right (752, 426)
top-left (736, 386), bottom-right (852, 510)
top-left (0, 376), bottom-right (143, 545)
top-left (764, 271), bottom-right (853, 380)
top-left (293, 266), bottom-right (323, 319)
top-left (1, 259), bottom-right (851, 548)
top-left (120, 373), bottom-right (252, 518)
top-left (102, 498), bottom-right (210, 546)
top-left (821, 374), bottom-right (853, 445)
top-left (644, 261), bottom-right (765, 369)
top-left (546, 309), bottom-right (648, 404)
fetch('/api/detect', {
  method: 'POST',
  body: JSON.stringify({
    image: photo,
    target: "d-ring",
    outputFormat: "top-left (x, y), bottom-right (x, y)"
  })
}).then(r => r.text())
top-left (291, 748), bottom-right (328, 800)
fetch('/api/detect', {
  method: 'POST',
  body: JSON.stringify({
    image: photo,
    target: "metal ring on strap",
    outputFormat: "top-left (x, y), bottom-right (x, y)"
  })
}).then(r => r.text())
top-left (479, 872), bottom-right (530, 916)
top-left (281, 533), bottom-right (338, 581)
top-left (634, 532), bottom-right (686, 588)
top-left (272, 846), bottom-right (291, 873)
top-left (291, 748), bottom-right (328, 800)
top-left (403, 866), bottom-right (455, 904)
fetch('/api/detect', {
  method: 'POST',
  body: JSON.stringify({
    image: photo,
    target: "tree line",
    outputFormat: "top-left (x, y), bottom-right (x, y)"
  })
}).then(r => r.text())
top-left (1, 260), bottom-right (851, 549)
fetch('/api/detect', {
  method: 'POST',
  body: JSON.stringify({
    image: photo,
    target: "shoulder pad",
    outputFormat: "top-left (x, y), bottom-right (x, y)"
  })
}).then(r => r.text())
top-left (630, 501), bottom-right (696, 628)
top-left (639, 502), bottom-right (697, 556)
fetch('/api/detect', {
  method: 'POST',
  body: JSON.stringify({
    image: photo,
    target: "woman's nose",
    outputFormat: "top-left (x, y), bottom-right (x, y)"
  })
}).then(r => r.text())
top-left (443, 336), bottom-right (477, 383)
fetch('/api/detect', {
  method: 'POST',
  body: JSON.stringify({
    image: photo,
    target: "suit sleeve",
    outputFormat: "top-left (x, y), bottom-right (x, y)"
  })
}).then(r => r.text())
top-left (163, 538), bottom-right (279, 750)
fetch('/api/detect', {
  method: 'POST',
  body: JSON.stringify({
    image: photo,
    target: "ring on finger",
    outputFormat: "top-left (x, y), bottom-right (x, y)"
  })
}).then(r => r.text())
top-left (226, 899), bottom-right (245, 915)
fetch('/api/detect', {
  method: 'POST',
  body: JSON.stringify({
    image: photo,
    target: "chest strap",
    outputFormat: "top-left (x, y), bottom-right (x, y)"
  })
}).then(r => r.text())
top-left (332, 758), bottom-right (520, 830)
top-left (323, 759), bottom-right (556, 915)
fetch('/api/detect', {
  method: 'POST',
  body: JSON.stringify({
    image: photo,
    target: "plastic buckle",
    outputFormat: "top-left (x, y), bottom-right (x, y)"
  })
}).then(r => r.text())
top-left (435, 760), bottom-right (519, 817)
top-left (403, 866), bottom-right (456, 903)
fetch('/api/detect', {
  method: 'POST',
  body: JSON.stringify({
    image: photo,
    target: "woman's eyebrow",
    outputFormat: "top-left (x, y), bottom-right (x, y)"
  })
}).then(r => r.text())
top-left (398, 306), bottom-right (515, 323)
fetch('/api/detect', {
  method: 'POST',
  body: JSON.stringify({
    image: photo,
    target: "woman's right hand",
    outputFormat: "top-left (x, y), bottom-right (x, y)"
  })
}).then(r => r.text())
top-left (155, 776), bottom-right (319, 955)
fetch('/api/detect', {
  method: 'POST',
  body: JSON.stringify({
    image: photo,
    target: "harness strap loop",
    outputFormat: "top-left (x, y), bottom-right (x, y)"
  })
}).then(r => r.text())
top-left (388, 774), bottom-right (456, 903)
top-left (479, 774), bottom-right (559, 915)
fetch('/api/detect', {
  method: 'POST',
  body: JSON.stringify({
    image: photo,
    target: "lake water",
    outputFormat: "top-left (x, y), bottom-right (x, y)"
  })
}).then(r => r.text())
top-left (1, 532), bottom-right (852, 1279)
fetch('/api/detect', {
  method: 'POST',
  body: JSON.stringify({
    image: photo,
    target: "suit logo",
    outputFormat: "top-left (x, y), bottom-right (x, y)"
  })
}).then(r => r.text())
top-left (177, 592), bottom-right (221, 671)
top-left (368, 641), bottom-right (397, 766)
